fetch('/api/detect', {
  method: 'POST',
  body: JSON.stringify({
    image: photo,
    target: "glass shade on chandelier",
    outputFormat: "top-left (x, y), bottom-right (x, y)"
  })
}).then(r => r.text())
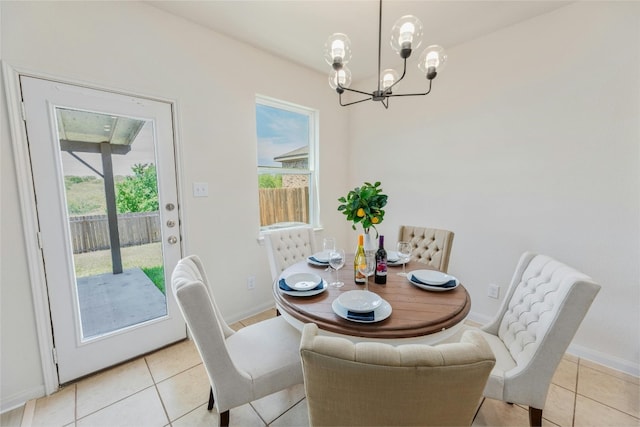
top-left (323, 0), bottom-right (447, 108)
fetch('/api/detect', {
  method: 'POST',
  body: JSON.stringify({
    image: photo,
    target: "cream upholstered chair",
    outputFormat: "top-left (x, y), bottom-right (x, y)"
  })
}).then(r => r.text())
top-left (263, 225), bottom-right (317, 281)
top-left (397, 225), bottom-right (454, 273)
top-left (300, 323), bottom-right (495, 427)
top-left (447, 251), bottom-right (601, 426)
top-left (171, 255), bottom-right (304, 427)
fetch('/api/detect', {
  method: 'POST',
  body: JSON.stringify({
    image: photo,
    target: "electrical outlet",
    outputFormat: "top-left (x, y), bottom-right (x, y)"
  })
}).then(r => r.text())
top-left (488, 284), bottom-right (500, 299)
top-left (247, 276), bottom-right (256, 290)
top-left (193, 182), bottom-right (208, 197)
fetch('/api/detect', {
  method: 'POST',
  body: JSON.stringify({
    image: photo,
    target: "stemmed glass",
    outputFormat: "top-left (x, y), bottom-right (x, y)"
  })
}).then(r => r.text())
top-left (397, 241), bottom-right (412, 276)
top-left (328, 249), bottom-right (345, 288)
top-left (357, 254), bottom-right (376, 291)
top-left (323, 237), bottom-right (335, 271)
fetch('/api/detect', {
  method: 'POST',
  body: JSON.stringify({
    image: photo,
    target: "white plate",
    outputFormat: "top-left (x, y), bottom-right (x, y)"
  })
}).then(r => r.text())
top-left (410, 269), bottom-right (455, 285)
top-left (285, 272), bottom-right (322, 291)
top-left (332, 298), bottom-right (392, 323)
top-left (386, 250), bottom-right (400, 263)
top-left (408, 275), bottom-right (459, 292)
top-left (336, 290), bottom-right (383, 313)
top-left (280, 280), bottom-right (328, 297)
top-left (312, 251), bottom-right (331, 262)
top-left (307, 254), bottom-right (329, 266)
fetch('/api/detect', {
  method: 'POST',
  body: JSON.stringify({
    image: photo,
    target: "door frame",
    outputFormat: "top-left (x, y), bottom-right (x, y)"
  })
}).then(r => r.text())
top-left (2, 62), bottom-right (186, 394)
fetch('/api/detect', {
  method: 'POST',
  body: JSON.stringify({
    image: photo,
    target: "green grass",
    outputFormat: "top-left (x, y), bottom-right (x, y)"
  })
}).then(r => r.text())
top-left (142, 266), bottom-right (165, 294)
top-left (74, 242), bottom-right (163, 277)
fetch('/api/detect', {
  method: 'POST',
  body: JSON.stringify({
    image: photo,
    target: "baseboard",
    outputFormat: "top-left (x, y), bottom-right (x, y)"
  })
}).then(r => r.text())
top-left (567, 343), bottom-right (640, 377)
top-left (468, 311), bottom-right (639, 378)
top-left (0, 385), bottom-right (44, 415)
top-left (226, 301), bottom-right (275, 325)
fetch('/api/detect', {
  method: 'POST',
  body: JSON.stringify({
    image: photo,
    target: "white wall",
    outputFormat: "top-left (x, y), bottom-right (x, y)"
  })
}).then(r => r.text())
top-left (0, 1), bottom-right (350, 410)
top-left (348, 2), bottom-right (639, 373)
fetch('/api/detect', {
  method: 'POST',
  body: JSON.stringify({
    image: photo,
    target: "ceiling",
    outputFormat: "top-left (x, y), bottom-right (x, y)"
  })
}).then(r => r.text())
top-left (149, 1), bottom-right (570, 80)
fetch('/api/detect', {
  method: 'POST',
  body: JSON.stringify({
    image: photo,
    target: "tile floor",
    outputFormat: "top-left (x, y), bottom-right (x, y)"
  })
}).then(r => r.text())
top-left (3, 309), bottom-right (639, 427)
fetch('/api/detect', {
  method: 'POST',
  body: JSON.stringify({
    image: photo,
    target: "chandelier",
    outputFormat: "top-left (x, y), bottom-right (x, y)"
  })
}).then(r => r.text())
top-left (324, 0), bottom-right (447, 108)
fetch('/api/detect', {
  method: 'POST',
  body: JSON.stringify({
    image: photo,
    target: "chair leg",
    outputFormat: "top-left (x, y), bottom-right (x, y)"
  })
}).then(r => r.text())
top-left (220, 410), bottom-right (230, 427)
top-left (529, 407), bottom-right (542, 427)
top-left (207, 387), bottom-right (214, 410)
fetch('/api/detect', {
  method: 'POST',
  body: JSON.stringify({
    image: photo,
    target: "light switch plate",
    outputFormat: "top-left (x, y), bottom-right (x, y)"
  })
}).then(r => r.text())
top-left (193, 182), bottom-right (208, 197)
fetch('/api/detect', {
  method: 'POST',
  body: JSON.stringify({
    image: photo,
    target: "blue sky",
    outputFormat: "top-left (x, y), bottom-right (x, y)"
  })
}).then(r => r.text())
top-left (256, 103), bottom-right (308, 167)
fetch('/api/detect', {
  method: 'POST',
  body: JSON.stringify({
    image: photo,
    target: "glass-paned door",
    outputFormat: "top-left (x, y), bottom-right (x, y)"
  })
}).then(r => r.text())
top-left (21, 76), bottom-right (185, 383)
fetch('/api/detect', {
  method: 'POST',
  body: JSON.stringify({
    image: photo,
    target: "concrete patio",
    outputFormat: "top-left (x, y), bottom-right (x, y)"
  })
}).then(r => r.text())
top-left (76, 267), bottom-right (167, 339)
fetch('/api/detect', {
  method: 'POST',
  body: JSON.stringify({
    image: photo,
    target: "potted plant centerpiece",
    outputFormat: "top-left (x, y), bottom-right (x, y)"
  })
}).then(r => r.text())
top-left (338, 181), bottom-right (388, 253)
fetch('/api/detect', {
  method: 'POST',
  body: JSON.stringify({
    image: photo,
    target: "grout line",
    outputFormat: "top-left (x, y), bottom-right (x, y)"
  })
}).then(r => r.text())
top-left (143, 357), bottom-right (171, 425)
top-left (19, 399), bottom-right (35, 427)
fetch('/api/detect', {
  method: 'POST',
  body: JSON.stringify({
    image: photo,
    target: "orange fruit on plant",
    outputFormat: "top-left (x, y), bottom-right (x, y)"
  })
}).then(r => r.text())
top-left (357, 208), bottom-right (365, 217)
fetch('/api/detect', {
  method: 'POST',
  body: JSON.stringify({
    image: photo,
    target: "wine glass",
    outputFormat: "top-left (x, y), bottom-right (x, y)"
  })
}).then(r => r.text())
top-left (322, 237), bottom-right (335, 271)
top-left (328, 249), bottom-right (345, 288)
top-left (397, 241), bottom-right (412, 276)
top-left (357, 254), bottom-right (376, 291)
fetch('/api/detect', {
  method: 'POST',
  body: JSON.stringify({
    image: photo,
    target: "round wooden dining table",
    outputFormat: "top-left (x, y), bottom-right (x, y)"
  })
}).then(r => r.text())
top-left (272, 254), bottom-right (471, 344)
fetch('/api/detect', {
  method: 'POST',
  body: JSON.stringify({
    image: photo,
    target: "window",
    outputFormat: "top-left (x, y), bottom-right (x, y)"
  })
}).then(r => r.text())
top-left (256, 96), bottom-right (318, 230)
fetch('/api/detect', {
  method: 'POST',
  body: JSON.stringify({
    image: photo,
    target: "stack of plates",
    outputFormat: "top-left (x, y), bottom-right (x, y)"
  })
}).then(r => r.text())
top-left (307, 251), bottom-right (330, 266)
top-left (407, 270), bottom-right (459, 292)
top-left (386, 250), bottom-right (403, 266)
top-left (279, 273), bottom-right (327, 296)
top-left (331, 290), bottom-right (392, 323)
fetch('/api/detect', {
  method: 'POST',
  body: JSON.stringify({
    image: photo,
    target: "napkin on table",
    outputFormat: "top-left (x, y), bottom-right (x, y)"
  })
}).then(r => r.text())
top-left (347, 310), bottom-right (375, 321)
top-left (410, 275), bottom-right (457, 288)
top-left (308, 256), bottom-right (329, 264)
top-left (279, 278), bottom-right (324, 292)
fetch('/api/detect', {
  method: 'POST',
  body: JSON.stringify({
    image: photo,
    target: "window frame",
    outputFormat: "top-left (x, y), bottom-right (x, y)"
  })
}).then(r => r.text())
top-left (256, 95), bottom-right (319, 231)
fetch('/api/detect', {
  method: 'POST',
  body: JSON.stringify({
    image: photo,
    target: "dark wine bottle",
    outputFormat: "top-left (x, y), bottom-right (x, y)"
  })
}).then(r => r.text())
top-left (374, 235), bottom-right (387, 284)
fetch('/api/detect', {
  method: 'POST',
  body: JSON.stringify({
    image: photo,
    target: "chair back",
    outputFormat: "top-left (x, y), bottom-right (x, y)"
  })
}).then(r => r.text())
top-left (398, 225), bottom-right (454, 272)
top-left (263, 226), bottom-right (317, 280)
top-left (482, 252), bottom-right (600, 407)
top-left (171, 256), bottom-right (249, 409)
top-left (300, 323), bottom-right (495, 427)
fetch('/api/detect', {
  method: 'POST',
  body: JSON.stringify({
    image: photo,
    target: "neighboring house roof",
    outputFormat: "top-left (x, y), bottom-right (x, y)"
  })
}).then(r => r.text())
top-left (274, 145), bottom-right (308, 163)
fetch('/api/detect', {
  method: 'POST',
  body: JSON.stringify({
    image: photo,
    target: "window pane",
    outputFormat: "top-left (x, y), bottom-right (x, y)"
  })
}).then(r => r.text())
top-left (256, 98), bottom-right (315, 230)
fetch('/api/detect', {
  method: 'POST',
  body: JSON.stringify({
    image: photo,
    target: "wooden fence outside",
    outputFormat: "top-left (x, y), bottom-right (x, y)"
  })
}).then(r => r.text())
top-left (259, 187), bottom-right (309, 226)
top-left (69, 211), bottom-right (161, 254)
top-left (69, 187), bottom-right (307, 253)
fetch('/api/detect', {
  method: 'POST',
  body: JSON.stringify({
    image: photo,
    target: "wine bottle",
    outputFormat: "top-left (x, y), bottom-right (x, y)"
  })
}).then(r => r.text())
top-left (374, 235), bottom-right (387, 284)
top-left (354, 234), bottom-right (366, 285)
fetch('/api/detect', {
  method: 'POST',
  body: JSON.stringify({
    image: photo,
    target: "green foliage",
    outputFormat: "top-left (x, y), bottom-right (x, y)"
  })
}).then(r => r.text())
top-left (142, 265), bottom-right (165, 294)
top-left (68, 199), bottom-right (102, 215)
top-left (258, 174), bottom-right (283, 188)
top-left (337, 181), bottom-right (387, 235)
top-left (116, 163), bottom-right (159, 213)
top-left (64, 176), bottom-right (106, 215)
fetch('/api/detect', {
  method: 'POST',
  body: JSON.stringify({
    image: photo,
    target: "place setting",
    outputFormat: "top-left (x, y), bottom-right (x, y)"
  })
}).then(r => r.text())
top-left (406, 269), bottom-right (459, 292)
top-left (331, 253), bottom-right (392, 323)
top-left (278, 272), bottom-right (327, 297)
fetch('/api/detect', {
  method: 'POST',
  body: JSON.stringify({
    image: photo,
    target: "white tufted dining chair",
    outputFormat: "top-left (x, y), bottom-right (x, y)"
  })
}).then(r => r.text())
top-left (397, 225), bottom-right (455, 273)
top-left (446, 252), bottom-right (600, 426)
top-left (263, 225), bottom-right (317, 281)
top-left (171, 255), bottom-right (304, 427)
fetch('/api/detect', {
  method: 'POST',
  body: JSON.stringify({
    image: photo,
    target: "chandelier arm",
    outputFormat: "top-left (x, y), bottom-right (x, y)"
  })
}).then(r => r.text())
top-left (339, 85), bottom-right (376, 97)
top-left (387, 79), bottom-right (433, 97)
top-left (340, 95), bottom-right (374, 107)
top-left (384, 57), bottom-right (408, 94)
